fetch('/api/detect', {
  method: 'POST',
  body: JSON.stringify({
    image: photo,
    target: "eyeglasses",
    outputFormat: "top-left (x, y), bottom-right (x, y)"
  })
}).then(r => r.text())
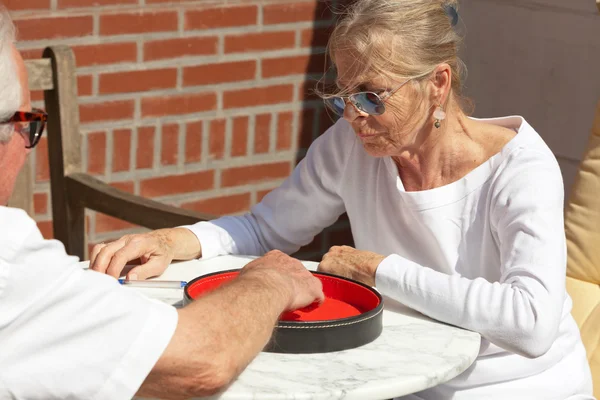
top-left (323, 79), bottom-right (412, 116)
top-left (2, 108), bottom-right (48, 149)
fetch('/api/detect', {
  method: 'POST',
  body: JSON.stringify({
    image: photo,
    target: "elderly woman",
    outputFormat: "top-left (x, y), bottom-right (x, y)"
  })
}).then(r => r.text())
top-left (92, 0), bottom-right (593, 398)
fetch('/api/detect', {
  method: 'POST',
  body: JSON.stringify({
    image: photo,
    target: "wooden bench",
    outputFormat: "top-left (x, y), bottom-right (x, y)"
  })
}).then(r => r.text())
top-left (9, 46), bottom-right (214, 259)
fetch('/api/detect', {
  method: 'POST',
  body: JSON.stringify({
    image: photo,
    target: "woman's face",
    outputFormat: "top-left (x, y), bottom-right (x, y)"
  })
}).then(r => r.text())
top-left (334, 51), bottom-right (432, 157)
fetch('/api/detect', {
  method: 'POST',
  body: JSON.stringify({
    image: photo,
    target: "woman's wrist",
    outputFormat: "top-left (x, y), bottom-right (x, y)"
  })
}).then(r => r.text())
top-left (165, 228), bottom-right (203, 260)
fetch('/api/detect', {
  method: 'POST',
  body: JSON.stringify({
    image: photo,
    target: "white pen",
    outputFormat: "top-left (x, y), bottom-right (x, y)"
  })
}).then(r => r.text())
top-left (118, 279), bottom-right (187, 289)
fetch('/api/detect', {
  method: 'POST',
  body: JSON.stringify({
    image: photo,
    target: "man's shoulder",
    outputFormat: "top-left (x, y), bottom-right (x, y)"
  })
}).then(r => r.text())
top-left (0, 206), bottom-right (44, 262)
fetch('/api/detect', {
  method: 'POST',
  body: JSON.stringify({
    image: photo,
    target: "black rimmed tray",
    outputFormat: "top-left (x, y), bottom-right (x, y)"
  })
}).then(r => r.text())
top-left (183, 269), bottom-right (383, 354)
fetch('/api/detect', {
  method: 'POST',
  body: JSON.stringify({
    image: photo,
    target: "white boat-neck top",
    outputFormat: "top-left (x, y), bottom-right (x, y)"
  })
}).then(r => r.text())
top-left (187, 116), bottom-right (593, 399)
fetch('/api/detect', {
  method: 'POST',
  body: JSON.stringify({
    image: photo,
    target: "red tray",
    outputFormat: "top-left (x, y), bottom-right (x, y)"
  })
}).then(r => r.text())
top-left (184, 269), bottom-right (383, 353)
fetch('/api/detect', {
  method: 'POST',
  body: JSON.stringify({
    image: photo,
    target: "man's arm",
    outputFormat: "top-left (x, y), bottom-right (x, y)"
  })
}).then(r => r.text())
top-left (138, 251), bottom-right (323, 399)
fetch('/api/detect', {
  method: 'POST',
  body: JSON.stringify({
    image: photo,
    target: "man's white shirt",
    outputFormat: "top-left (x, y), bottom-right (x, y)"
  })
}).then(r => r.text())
top-left (0, 206), bottom-right (177, 400)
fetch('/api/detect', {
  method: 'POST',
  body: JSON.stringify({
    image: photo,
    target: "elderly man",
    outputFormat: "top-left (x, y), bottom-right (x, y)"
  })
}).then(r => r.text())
top-left (0, 6), bottom-right (324, 399)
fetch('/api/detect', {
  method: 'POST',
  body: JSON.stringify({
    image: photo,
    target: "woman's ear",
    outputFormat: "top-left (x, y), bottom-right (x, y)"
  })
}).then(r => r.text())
top-left (429, 63), bottom-right (452, 104)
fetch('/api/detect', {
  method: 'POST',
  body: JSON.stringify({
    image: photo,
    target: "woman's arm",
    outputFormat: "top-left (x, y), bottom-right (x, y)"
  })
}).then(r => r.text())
top-left (375, 151), bottom-right (566, 358)
top-left (185, 120), bottom-right (353, 259)
top-left (90, 120), bottom-right (353, 278)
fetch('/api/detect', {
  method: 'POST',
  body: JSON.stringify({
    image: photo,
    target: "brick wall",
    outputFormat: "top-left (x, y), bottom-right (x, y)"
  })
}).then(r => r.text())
top-left (8, 0), bottom-right (352, 260)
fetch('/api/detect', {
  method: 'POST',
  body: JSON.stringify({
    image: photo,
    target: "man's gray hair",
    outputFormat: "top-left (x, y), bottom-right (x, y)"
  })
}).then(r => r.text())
top-left (0, 5), bottom-right (21, 143)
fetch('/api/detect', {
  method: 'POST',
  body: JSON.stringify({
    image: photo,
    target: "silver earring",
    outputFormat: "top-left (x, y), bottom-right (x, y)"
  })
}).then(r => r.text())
top-left (433, 105), bottom-right (446, 129)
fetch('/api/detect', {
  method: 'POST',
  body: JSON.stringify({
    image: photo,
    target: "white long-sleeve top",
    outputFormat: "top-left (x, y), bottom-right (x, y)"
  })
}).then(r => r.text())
top-left (186, 116), bottom-right (593, 399)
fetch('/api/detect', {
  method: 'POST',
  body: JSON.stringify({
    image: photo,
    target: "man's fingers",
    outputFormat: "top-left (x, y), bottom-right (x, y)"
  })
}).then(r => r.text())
top-left (313, 279), bottom-right (325, 304)
top-left (90, 240), bottom-right (126, 274)
top-left (126, 257), bottom-right (169, 281)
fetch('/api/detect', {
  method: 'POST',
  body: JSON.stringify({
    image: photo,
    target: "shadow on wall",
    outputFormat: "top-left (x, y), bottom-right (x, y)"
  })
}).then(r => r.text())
top-left (292, 0), bottom-right (355, 262)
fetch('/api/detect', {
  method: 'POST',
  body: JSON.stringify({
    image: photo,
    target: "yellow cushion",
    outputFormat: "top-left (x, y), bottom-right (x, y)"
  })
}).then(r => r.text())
top-left (564, 101), bottom-right (600, 397)
top-left (582, 301), bottom-right (600, 400)
top-left (565, 101), bottom-right (600, 284)
top-left (568, 277), bottom-right (600, 399)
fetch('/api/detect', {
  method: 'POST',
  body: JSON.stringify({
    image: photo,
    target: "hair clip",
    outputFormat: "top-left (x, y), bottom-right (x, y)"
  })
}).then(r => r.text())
top-left (443, 4), bottom-right (459, 27)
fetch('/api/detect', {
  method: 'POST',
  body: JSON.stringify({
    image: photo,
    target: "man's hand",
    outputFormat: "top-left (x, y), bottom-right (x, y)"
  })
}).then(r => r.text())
top-left (240, 250), bottom-right (325, 311)
top-left (140, 251), bottom-right (324, 398)
top-left (317, 246), bottom-right (385, 287)
top-left (89, 228), bottom-right (201, 280)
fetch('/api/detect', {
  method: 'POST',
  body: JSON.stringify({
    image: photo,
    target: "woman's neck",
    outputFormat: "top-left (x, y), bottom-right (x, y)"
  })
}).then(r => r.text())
top-left (391, 102), bottom-right (483, 191)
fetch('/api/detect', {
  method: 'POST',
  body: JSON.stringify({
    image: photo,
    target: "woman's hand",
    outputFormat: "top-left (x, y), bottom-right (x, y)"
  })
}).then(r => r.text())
top-left (89, 228), bottom-right (202, 280)
top-left (317, 245), bottom-right (386, 287)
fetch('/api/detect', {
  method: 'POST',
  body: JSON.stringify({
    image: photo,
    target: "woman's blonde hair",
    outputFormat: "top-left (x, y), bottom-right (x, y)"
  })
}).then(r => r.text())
top-left (320, 0), bottom-right (466, 106)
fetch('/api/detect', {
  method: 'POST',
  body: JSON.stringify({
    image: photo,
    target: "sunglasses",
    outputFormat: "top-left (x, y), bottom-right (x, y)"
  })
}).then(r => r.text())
top-left (2, 108), bottom-right (48, 149)
top-left (324, 79), bottom-right (412, 116)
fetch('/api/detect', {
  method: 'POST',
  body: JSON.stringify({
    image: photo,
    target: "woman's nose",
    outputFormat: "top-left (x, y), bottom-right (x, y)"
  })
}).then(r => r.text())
top-left (342, 100), bottom-right (367, 122)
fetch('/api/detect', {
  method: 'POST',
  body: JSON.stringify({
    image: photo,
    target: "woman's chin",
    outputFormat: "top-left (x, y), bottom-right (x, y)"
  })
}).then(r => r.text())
top-left (361, 141), bottom-right (391, 158)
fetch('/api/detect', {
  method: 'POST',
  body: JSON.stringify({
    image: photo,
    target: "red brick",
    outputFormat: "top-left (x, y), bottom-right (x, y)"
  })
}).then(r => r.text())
top-left (79, 100), bottom-right (134, 123)
top-left (231, 116), bottom-right (248, 157)
top-left (140, 171), bottom-right (215, 197)
top-left (78, 75), bottom-right (93, 96)
top-left (221, 162), bottom-right (291, 188)
top-left (225, 31), bottom-right (295, 53)
top-left (87, 131), bottom-right (106, 175)
top-left (95, 213), bottom-right (137, 234)
top-left (99, 69), bottom-right (177, 95)
top-left (301, 26), bottom-right (332, 48)
top-left (31, 91), bottom-right (43, 102)
top-left (185, 122), bottom-right (202, 163)
top-left (15, 16), bottom-right (93, 41)
top-left (111, 181), bottom-right (134, 193)
top-left (183, 61), bottom-right (256, 86)
top-left (263, 2), bottom-right (332, 24)
top-left (59, 0), bottom-right (136, 7)
top-left (100, 11), bottom-right (178, 35)
top-left (182, 193), bottom-right (251, 216)
top-left (223, 84), bottom-right (294, 109)
top-left (20, 49), bottom-right (43, 60)
top-left (126, 0), bottom-right (173, 4)
top-left (112, 129), bottom-right (131, 172)
top-left (262, 54), bottom-right (326, 78)
top-left (185, 5), bottom-right (257, 30)
top-left (144, 37), bottom-right (218, 61)
top-left (141, 93), bottom-right (217, 117)
top-left (37, 220), bottom-right (54, 239)
top-left (299, 108), bottom-right (316, 148)
top-left (5, 0), bottom-right (49, 10)
top-left (33, 192), bottom-right (48, 215)
top-left (254, 114), bottom-right (271, 154)
top-left (209, 119), bottom-right (225, 160)
top-left (161, 124), bottom-right (179, 166)
top-left (137, 126), bottom-right (155, 169)
top-left (73, 43), bottom-right (137, 67)
top-left (35, 137), bottom-right (49, 182)
top-left (277, 111), bottom-right (294, 151)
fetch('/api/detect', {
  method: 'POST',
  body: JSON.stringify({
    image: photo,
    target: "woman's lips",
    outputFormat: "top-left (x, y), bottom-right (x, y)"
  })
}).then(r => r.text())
top-left (357, 132), bottom-right (379, 139)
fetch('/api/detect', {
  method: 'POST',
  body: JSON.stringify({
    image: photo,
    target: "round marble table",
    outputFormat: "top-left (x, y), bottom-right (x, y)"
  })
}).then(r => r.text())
top-left (121, 255), bottom-right (481, 400)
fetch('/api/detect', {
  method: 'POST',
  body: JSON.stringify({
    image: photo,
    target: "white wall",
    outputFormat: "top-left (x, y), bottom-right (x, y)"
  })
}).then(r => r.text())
top-left (459, 0), bottom-right (600, 193)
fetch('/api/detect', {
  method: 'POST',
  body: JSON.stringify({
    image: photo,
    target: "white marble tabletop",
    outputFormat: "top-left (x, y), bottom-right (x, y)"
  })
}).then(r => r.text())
top-left (102, 255), bottom-right (481, 400)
